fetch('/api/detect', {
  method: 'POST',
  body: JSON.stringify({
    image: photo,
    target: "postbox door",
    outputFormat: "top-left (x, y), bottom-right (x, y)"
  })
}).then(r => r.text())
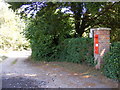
top-left (94, 34), bottom-right (99, 54)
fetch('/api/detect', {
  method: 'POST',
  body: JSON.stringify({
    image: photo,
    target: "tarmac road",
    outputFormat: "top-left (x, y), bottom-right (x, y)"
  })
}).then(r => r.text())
top-left (0, 51), bottom-right (119, 88)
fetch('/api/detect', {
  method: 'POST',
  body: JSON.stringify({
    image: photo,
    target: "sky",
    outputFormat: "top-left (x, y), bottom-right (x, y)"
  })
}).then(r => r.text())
top-left (18, 2), bottom-right (88, 18)
top-left (19, 2), bottom-right (75, 18)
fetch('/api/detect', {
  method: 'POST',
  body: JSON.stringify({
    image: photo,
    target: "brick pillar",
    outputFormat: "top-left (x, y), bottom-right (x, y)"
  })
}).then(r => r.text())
top-left (91, 28), bottom-right (111, 69)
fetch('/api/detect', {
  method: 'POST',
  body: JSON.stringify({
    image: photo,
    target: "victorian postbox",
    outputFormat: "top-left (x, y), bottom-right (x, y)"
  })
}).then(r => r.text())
top-left (94, 34), bottom-right (99, 54)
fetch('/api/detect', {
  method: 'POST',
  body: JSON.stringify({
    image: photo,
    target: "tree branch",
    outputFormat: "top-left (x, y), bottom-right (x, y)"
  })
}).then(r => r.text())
top-left (91, 2), bottom-right (117, 22)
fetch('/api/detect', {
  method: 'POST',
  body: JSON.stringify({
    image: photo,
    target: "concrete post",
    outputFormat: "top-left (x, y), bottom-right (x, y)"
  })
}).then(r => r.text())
top-left (91, 28), bottom-right (111, 69)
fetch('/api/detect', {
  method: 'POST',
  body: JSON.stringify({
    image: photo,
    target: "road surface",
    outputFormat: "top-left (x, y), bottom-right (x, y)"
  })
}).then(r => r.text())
top-left (0, 51), bottom-right (118, 88)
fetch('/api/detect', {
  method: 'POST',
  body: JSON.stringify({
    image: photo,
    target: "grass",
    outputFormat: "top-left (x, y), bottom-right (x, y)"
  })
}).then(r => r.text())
top-left (11, 59), bottom-right (18, 65)
top-left (0, 49), bottom-right (8, 62)
top-left (0, 55), bottom-right (8, 62)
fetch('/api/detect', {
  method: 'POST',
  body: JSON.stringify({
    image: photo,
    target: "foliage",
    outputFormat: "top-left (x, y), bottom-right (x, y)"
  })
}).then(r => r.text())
top-left (0, 1), bottom-right (30, 51)
top-left (9, 2), bottom-right (120, 40)
top-left (102, 42), bottom-right (120, 81)
top-left (8, 2), bottom-right (31, 11)
top-left (23, 10), bottom-right (72, 61)
top-left (93, 2), bottom-right (120, 42)
top-left (56, 38), bottom-right (94, 66)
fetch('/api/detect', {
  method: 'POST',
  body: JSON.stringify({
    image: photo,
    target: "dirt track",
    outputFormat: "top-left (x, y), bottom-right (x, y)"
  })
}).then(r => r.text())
top-left (0, 51), bottom-right (119, 88)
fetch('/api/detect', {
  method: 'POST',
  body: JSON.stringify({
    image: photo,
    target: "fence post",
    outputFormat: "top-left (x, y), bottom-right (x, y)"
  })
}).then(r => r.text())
top-left (90, 28), bottom-right (111, 69)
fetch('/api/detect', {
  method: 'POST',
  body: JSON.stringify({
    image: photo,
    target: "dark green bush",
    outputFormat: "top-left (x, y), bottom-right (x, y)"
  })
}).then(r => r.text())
top-left (56, 38), bottom-right (94, 66)
top-left (102, 42), bottom-right (120, 81)
top-left (24, 11), bottom-right (72, 61)
top-left (30, 34), bottom-right (56, 61)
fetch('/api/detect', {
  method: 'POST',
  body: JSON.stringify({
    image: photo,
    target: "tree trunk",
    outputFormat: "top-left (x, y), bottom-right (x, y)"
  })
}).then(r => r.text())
top-left (71, 2), bottom-right (85, 37)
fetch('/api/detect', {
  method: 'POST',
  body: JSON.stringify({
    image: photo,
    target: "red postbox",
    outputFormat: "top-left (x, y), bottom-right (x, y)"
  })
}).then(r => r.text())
top-left (94, 34), bottom-right (99, 54)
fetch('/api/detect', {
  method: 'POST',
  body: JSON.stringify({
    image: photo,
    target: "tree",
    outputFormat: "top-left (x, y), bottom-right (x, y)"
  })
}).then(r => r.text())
top-left (0, 1), bottom-right (29, 51)
top-left (22, 6), bottom-right (73, 60)
top-left (95, 2), bottom-right (120, 42)
top-left (9, 2), bottom-right (119, 39)
top-left (8, 2), bottom-right (120, 61)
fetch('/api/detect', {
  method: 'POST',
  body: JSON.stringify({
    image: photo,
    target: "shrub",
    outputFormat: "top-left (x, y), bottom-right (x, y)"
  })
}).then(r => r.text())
top-left (56, 38), bottom-right (94, 66)
top-left (30, 33), bottom-right (56, 61)
top-left (23, 8), bottom-right (94, 65)
top-left (24, 11), bottom-right (72, 61)
top-left (102, 42), bottom-right (120, 81)
top-left (0, 2), bottom-right (30, 51)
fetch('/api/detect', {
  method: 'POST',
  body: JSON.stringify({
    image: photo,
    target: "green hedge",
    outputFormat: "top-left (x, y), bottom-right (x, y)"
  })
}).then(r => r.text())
top-left (25, 12), bottom-right (72, 61)
top-left (30, 34), bottom-right (57, 61)
top-left (56, 38), bottom-right (94, 66)
top-left (102, 42), bottom-right (120, 81)
top-left (30, 37), bottom-right (94, 66)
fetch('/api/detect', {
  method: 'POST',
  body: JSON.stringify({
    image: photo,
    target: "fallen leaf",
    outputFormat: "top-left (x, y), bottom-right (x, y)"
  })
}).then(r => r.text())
top-left (82, 75), bottom-right (91, 78)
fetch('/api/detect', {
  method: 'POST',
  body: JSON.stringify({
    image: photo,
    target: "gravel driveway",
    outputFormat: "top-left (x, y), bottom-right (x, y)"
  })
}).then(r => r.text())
top-left (0, 51), bottom-right (119, 88)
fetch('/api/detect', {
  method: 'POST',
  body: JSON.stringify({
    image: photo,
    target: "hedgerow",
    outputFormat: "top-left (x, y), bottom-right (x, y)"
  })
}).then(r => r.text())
top-left (102, 42), bottom-right (120, 81)
top-left (56, 38), bottom-right (94, 65)
top-left (23, 11), bottom-right (73, 61)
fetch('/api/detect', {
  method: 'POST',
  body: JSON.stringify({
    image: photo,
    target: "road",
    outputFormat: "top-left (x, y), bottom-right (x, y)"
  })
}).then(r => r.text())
top-left (0, 51), bottom-right (118, 88)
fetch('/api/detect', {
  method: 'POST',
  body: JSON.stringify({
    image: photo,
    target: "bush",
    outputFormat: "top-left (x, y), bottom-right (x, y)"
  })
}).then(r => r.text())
top-left (23, 8), bottom-right (94, 65)
top-left (24, 11), bottom-right (72, 61)
top-left (30, 34), bottom-right (56, 61)
top-left (0, 1), bottom-right (30, 51)
top-left (102, 42), bottom-right (120, 81)
top-left (55, 38), bottom-right (94, 66)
